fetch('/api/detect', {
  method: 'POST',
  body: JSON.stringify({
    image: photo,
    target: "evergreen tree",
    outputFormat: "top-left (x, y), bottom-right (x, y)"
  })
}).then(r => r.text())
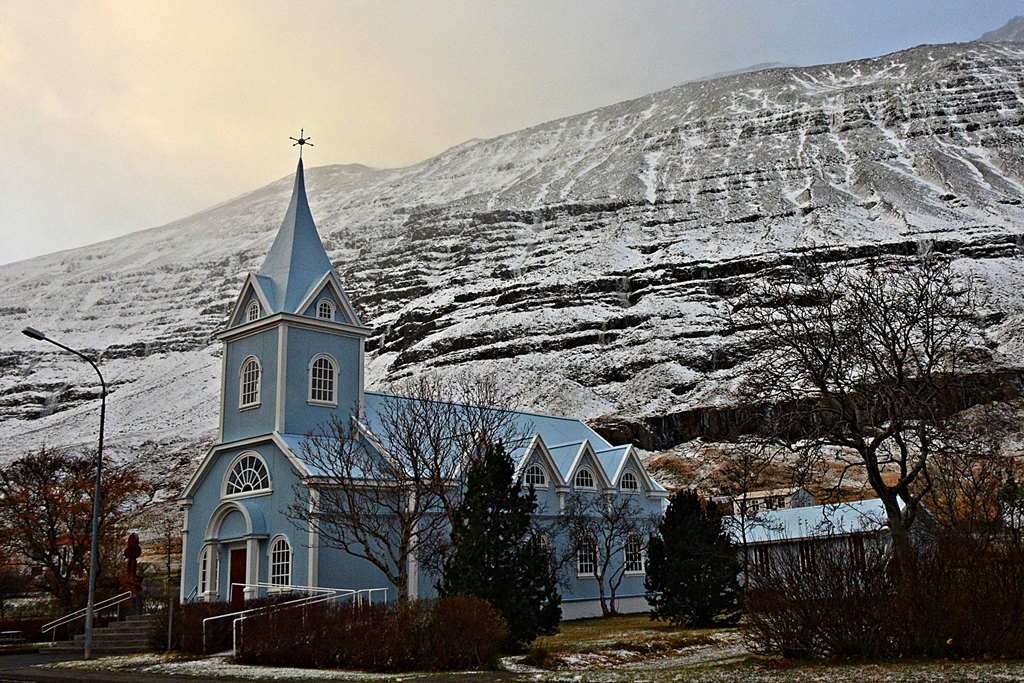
top-left (645, 490), bottom-right (740, 626)
top-left (438, 445), bottom-right (561, 649)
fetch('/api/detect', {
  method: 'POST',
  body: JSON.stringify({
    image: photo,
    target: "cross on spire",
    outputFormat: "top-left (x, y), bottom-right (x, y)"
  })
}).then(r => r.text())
top-left (289, 129), bottom-right (313, 159)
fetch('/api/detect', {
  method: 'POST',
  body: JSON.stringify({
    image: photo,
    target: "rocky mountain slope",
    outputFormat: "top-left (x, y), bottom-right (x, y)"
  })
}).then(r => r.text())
top-left (980, 15), bottom-right (1024, 43)
top-left (5, 41), bottom-right (1024, 478)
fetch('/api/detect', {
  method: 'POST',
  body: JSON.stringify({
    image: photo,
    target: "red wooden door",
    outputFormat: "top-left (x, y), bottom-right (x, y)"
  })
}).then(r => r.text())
top-left (230, 549), bottom-right (246, 608)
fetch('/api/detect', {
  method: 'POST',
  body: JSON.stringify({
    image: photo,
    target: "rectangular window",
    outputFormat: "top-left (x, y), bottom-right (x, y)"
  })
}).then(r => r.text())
top-left (577, 539), bottom-right (597, 577)
top-left (199, 551), bottom-right (208, 595)
top-left (271, 540), bottom-right (291, 587)
top-left (624, 534), bottom-right (645, 573)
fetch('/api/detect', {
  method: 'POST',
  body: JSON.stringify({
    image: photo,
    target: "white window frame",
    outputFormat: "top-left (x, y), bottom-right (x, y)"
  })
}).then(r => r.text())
top-left (574, 467), bottom-right (596, 490)
top-left (316, 299), bottom-right (335, 321)
top-left (246, 301), bottom-right (261, 323)
top-left (239, 356), bottom-right (261, 409)
top-left (624, 533), bottom-right (645, 574)
top-left (200, 545), bottom-right (219, 600)
top-left (268, 535), bottom-right (293, 590)
top-left (223, 451), bottom-right (273, 499)
top-left (523, 463), bottom-right (547, 489)
top-left (620, 470), bottom-right (639, 493)
top-left (577, 535), bottom-right (598, 577)
top-left (308, 354), bottom-right (338, 406)
top-left (199, 547), bottom-right (208, 595)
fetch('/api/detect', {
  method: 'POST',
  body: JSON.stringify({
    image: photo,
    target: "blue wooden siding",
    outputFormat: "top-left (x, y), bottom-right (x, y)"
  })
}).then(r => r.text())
top-left (221, 328), bottom-right (279, 442)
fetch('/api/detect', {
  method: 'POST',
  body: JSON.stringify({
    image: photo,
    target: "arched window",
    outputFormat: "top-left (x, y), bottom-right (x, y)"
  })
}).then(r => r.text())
top-left (270, 536), bottom-right (292, 587)
top-left (225, 453), bottom-right (271, 496)
top-left (624, 533), bottom-right (645, 574)
top-left (309, 355), bottom-right (337, 404)
top-left (620, 471), bottom-right (639, 492)
top-left (574, 467), bottom-right (595, 490)
top-left (577, 535), bottom-right (598, 577)
top-left (239, 357), bottom-right (261, 408)
top-left (524, 464), bottom-right (546, 487)
top-left (316, 300), bottom-right (335, 321)
top-left (246, 301), bottom-right (261, 323)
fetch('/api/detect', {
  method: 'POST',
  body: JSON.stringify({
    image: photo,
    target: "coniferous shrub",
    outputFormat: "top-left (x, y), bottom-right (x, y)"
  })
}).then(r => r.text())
top-left (438, 444), bottom-right (561, 650)
top-left (645, 489), bottom-right (740, 626)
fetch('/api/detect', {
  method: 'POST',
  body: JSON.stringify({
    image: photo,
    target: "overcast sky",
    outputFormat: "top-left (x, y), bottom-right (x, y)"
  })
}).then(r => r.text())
top-left (2, 0), bottom-right (1023, 265)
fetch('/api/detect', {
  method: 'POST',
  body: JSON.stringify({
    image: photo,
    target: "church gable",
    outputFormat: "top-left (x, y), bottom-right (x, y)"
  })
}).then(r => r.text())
top-left (515, 436), bottom-right (566, 489)
top-left (294, 272), bottom-right (362, 326)
top-left (182, 434), bottom-right (311, 502)
top-left (226, 274), bottom-right (274, 328)
top-left (566, 442), bottom-right (613, 491)
top-left (603, 446), bottom-right (667, 498)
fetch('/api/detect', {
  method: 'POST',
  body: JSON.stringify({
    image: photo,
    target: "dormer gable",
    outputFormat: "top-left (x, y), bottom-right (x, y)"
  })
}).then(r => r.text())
top-left (295, 272), bottom-right (363, 325)
top-left (566, 441), bottom-right (613, 491)
top-left (226, 274), bottom-right (275, 328)
top-left (602, 444), bottom-right (666, 497)
top-left (514, 435), bottom-right (567, 489)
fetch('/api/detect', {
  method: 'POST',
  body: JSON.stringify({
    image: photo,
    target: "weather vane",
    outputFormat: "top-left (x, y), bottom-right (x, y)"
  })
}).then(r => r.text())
top-left (290, 129), bottom-right (313, 159)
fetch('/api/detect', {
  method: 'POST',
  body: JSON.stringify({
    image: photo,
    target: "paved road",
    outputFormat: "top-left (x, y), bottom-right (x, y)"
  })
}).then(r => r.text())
top-left (0, 652), bottom-right (218, 683)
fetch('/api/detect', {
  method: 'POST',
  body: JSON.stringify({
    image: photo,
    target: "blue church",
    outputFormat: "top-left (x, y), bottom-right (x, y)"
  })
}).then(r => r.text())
top-left (178, 157), bottom-right (667, 619)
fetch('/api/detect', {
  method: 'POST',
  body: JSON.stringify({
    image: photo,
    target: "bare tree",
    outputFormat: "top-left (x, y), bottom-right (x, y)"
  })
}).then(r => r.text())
top-left (735, 256), bottom-right (989, 562)
top-left (925, 401), bottom-right (1019, 549)
top-left (710, 441), bottom-right (782, 589)
top-left (559, 492), bottom-right (657, 616)
top-left (0, 446), bottom-right (144, 612)
top-left (288, 372), bottom-right (530, 601)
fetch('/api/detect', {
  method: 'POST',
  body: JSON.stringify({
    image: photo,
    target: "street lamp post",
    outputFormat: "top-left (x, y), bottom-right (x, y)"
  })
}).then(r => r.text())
top-left (22, 327), bottom-right (106, 660)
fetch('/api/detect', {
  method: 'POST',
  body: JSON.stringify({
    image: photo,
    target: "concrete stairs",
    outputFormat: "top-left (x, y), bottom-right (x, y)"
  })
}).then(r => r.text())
top-left (48, 614), bottom-right (158, 656)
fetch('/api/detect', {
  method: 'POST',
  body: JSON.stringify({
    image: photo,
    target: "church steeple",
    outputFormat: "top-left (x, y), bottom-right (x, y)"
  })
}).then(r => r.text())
top-left (257, 158), bottom-right (335, 314)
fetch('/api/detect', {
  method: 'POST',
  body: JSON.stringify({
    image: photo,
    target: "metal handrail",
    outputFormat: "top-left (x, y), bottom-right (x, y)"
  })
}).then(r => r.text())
top-left (185, 586), bottom-right (199, 603)
top-left (202, 585), bottom-right (353, 653)
top-left (41, 591), bottom-right (133, 641)
top-left (231, 587), bottom-right (388, 655)
top-left (201, 584), bottom-right (388, 654)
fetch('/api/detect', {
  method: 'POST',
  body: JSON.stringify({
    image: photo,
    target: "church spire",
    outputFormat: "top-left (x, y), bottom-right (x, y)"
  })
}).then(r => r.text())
top-left (257, 157), bottom-right (335, 314)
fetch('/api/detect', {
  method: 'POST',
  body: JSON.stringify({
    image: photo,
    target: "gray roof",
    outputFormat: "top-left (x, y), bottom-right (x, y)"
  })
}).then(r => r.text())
top-left (276, 392), bottom-right (665, 492)
top-left (728, 498), bottom-right (893, 545)
top-left (257, 159), bottom-right (336, 314)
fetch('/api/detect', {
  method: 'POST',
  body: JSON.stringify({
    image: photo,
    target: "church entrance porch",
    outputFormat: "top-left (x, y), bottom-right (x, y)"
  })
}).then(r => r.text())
top-left (230, 548), bottom-right (247, 608)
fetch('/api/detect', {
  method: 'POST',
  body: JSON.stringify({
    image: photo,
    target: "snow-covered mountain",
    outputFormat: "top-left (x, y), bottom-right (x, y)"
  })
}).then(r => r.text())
top-left (5, 41), bottom-right (1024, 477)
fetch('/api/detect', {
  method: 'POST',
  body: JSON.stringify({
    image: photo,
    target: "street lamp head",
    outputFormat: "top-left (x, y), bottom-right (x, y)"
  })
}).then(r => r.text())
top-left (22, 327), bottom-right (46, 341)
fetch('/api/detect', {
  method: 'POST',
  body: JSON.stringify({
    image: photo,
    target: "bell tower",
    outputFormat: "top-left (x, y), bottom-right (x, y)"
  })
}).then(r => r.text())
top-left (215, 144), bottom-right (369, 444)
